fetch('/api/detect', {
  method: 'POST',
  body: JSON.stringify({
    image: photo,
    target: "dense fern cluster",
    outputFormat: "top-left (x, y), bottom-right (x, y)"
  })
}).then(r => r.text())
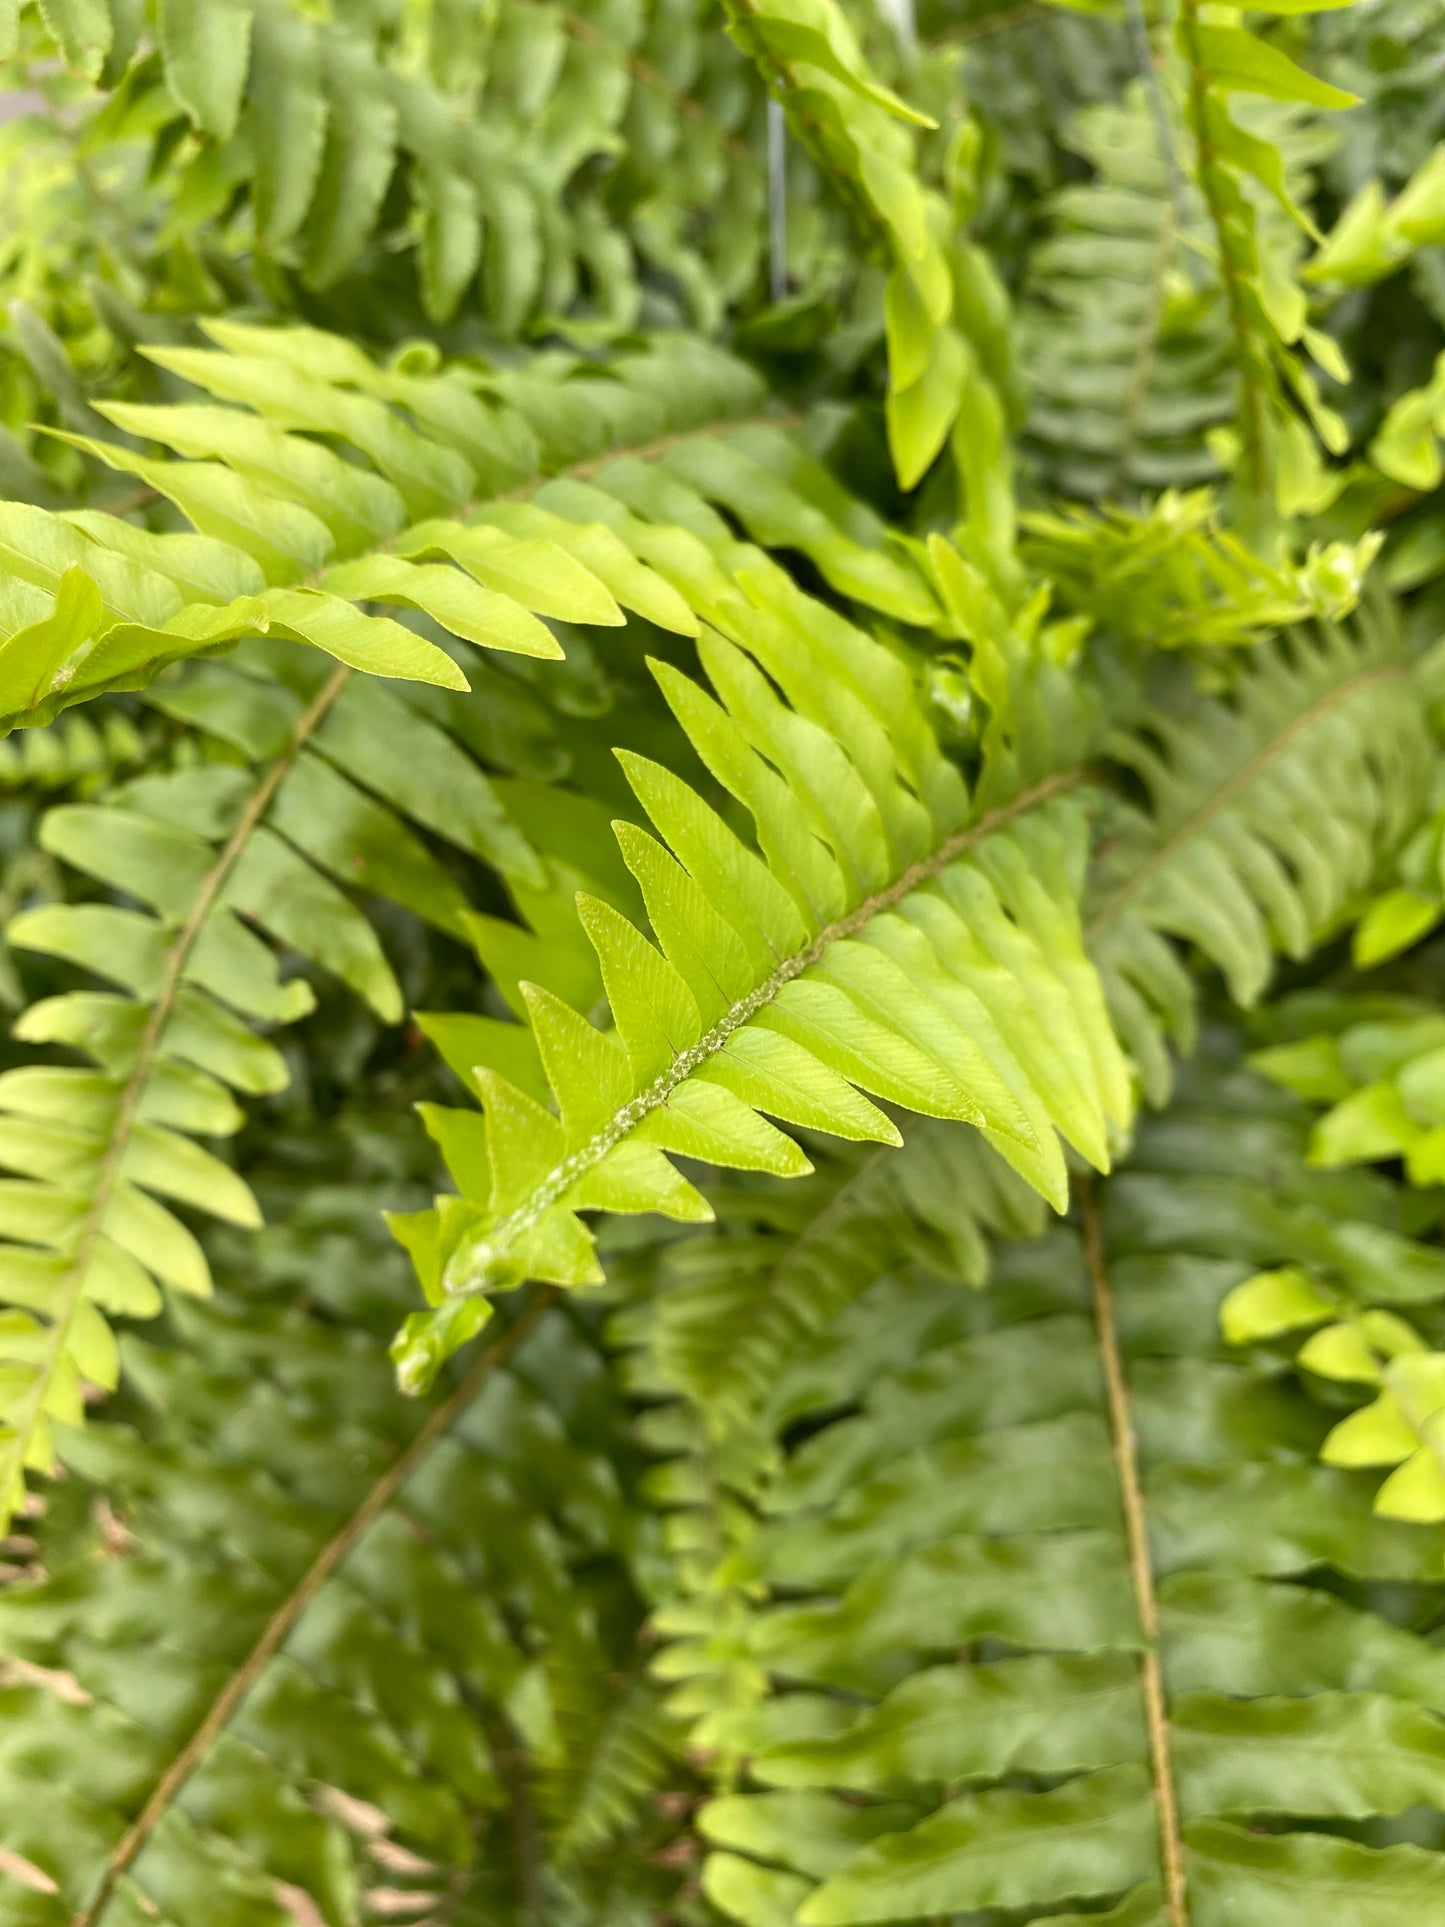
top-left (5, 0), bottom-right (1445, 1921)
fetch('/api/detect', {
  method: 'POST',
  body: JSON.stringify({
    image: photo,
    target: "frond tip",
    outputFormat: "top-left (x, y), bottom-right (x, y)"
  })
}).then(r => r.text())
top-left (392, 584), bottom-right (1132, 1390)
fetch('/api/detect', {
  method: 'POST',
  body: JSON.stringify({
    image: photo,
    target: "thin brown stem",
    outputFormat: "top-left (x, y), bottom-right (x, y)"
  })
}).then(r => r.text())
top-left (1077, 1177), bottom-right (1187, 1927)
top-left (71, 1290), bottom-right (557, 1927)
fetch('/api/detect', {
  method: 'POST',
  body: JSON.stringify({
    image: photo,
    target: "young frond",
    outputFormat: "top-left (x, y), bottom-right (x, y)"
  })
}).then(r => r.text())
top-left (1025, 490), bottom-right (1382, 653)
top-left (390, 574), bottom-right (1133, 1389)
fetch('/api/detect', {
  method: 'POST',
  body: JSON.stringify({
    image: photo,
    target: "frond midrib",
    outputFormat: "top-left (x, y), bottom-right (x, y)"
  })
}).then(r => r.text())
top-left (1078, 1175), bottom-right (1188, 1926)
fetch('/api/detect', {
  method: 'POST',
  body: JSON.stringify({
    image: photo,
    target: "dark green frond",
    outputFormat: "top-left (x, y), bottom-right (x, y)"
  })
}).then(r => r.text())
top-left (1086, 609), bottom-right (1430, 1103)
top-left (642, 1035), bottom-right (1445, 1925)
top-left (0, 1118), bottom-right (686, 1926)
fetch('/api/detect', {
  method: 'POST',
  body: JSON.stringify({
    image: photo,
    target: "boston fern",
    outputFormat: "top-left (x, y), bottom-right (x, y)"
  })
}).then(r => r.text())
top-left (7, 0), bottom-right (1445, 1922)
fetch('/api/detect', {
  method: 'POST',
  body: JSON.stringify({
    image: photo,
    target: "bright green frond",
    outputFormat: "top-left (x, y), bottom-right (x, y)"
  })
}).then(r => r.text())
top-left (391, 586), bottom-right (1134, 1387)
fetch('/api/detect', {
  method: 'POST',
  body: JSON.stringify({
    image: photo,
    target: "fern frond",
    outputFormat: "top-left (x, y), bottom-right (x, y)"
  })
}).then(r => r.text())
top-left (0, 309), bottom-right (981, 1522)
top-left (1025, 488), bottom-right (1382, 652)
top-left (0, 1136), bottom-right (685, 1923)
top-left (724, 0), bottom-right (1020, 524)
top-left (1252, 976), bottom-right (1445, 1186)
top-left (390, 562), bottom-right (1134, 1388)
top-left (0, 706), bottom-right (150, 793)
top-left (1086, 606), bottom-right (1430, 1103)
top-left (614, 1117), bottom-right (1054, 1761)
top-left (1020, 83), bottom-right (1235, 502)
top-left (1217, 992), bottom-right (1445, 1523)
top-left (1248, 959), bottom-right (1445, 1518)
top-left (648, 1037), bottom-right (1445, 1925)
top-left (613, 1121), bottom-right (1047, 1446)
top-left (0, 318), bottom-right (964, 738)
top-left (1307, 143), bottom-right (1445, 292)
top-left (927, 1), bottom-right (1131, 191)
top-left (18, 0), bottom-right (772, 337)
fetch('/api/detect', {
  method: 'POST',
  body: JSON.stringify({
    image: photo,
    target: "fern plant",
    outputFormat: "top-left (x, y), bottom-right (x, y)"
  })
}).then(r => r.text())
top-left (6, 0), bottom-right (1445, 1918)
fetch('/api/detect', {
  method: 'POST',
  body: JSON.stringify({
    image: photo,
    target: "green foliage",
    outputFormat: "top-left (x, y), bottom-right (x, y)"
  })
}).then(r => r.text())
top-left (388, 551), bottom-right (1134, 1386)
top-left (0, 1103), bottom-right (689, 1924)
top-left (1019, 81), bottom-right (1236, 502)
top-left (5, 0), bottom-right (1445, 1915)
top-left (1174, 1), bottom-right (1357, 514)
top-left (1085, 604), bottom-right (1430, 1103)
top-left (0, 321), bottom-right (808, 1527)
top-left (0, 322), bottom-right (777, 735)
top-left (725, 0), bottom-right (1021, 546)
top-left (638, 1038), bottom-right (1445, 1925)
top-left (10, 0), bottom-right (773, 338)
top-left (1024, 488), bottom-right (1382, 651)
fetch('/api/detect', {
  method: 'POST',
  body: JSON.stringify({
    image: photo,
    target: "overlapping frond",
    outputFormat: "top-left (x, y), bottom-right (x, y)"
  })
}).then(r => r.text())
top-left (1175, 0), bottom-right (1356, 510)
top-left (723, 0), bottom-right (1020, 527)
top-left (0, 312), bottom-right (976, 739)
top-left (1085, 605), bottom-right (1430, 1102)
top-left (922, 0), bottom-right (1130, 192)
top-left (641, 1037), bottom-right (1445, 1925)
top-left (612, 1120), bottom-right (1047, 1449)
top-left (0, 706), bottom-right (150, 795)
top-left (1241, 976), bottom-right (1445, 1526)
top-left (13, 0), bottom-right (772, 336)
top-left (0, 1116), bottom-right (687, 1925)
top-left (3, 5), bottom-right (1445, 1917)
top-left (0, 322), bottom-right (777, 735)
top-left (1254, 989), bottom-right (1445, 1185)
